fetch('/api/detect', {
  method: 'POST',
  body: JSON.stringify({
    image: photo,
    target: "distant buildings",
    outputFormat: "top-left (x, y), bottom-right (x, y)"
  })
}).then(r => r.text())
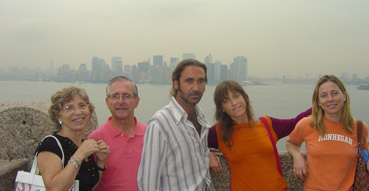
top-left (170, 57), bottom-right (179, 68)
top-left (90, 57), bottom-right (110, 83)
top-left (204, 54), bottom-right (232, 85)
top-left (183, 53), bottom-right (196, 60)
top-left (77, 64), bottom-right (89, 82)
top-left (58, 54), bottom-right (248, 85)
top-left (151, 55), bottom-right (164, 84)
top-left (153, 55), bottom-right (163, 67)
top-left (50, 54), bottom-right (247, 84)
top-left (137, 60), bottom-right (150, 83)
top-left (1, 53), bottom-right (366, 85)
top-left (230, 56), bottom-right (247, 83)
top-left (0, 54), bottom-right (254, 85)
top-left (111, 57), bottom-right (123, 77)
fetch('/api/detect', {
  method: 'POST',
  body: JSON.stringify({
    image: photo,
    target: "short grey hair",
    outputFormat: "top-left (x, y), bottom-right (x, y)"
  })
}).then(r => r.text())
top-left (106, 76), bottom-right (138, 97)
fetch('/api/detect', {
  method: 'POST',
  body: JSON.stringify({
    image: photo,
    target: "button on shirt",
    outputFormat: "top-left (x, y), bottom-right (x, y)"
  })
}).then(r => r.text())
top-left (138, 97), bottom-right (214, 191)
top-left (88, 116), bottom-right (146, 191)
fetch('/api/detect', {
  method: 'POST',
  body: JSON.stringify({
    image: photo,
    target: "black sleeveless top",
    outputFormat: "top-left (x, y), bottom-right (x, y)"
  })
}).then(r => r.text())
top-left (35, 132), bottom-right (99, 191)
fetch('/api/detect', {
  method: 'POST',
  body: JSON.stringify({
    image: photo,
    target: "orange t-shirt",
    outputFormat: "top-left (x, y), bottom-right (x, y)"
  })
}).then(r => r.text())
top-left (289, 116), bottom-right (368, 191)
top-left (216, 117), bottom-right (287, 191)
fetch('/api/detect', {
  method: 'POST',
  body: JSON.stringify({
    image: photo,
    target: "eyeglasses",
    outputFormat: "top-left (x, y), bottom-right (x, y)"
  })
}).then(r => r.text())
top-left (108, 93), bottom-right (136, 101)
top-left (63, 103), bottom-right (89, 113)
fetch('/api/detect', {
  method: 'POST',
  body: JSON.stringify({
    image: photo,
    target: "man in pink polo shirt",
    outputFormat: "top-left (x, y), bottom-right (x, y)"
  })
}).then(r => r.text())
top-left (88, 76), bottom-right (146, 191)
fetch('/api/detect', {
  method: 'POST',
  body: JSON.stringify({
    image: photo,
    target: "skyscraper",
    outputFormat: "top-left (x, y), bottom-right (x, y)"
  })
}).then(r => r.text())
top-left (153, 55), bottom-right (163, 66)
top-left (183, 53), bottom-right (195, 60)
top-left (230, 56), bottom-right (247, 83)
top-left (204, 54), bottom-right (212, 65)
top-left (123, 65), bottom-right (131, 78)
top-left (220, 64), bottom-right (228, 82)
top-left (169, 57), bottom-right (179, 68)
top-left (214, 60), bottom-right (221, 83)
top-left (111, 57), bottom-right (123, 77)
top-left (90, 57), bottom-right (110, 82)
top-left (207, 63), bottom-right (214, 85)
top-left (138, 60), bottom-right (150, 83)
top-left (77, 63), bottom-right (89, 81)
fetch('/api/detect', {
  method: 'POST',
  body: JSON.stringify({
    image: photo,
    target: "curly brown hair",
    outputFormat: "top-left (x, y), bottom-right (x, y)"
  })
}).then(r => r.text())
top-left (48, 86), bottom-right (94, 129)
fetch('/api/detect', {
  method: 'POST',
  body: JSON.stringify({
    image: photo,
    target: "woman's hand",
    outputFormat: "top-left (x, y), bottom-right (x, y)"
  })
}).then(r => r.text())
top-left (74, 139), bottom-right (100, 161)
top-left (209, 151), bottom-right (223, 173)
top-left (95, 140), bottom-right (110, 163)
top-left (292, 152), bottom-right (308, 181)
top-left (286, 139), bottom-right (307, 181)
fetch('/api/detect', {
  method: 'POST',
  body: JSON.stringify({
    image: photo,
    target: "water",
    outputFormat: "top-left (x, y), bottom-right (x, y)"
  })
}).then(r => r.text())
top-left (1, 80), bottom-right (369, 151)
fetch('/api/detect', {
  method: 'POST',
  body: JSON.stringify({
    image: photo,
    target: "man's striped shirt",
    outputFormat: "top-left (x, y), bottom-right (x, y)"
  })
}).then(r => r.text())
top-left (138, 97), bottom-right (214, 191)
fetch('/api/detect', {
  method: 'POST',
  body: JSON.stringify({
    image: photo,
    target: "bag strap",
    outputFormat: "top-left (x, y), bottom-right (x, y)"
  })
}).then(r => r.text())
top-left (357, 120), bottom-right (363, 153)
top-left (259, 117), bottom-right (283, 176)
top-left (31, 135), bottom-right (65, 175)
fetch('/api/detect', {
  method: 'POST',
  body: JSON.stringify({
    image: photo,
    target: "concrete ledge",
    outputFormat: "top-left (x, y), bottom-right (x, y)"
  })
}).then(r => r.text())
top-left (0, 159), bottom-right (28, 191)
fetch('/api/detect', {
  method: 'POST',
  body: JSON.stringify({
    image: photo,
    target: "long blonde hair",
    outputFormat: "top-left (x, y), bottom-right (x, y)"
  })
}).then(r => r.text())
top-left (310, 75), bottom-right (353, 136)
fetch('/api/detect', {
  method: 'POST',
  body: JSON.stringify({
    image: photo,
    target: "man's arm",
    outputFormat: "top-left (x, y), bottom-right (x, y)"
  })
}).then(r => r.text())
top-left (137, 122), bottom-right (167, 191)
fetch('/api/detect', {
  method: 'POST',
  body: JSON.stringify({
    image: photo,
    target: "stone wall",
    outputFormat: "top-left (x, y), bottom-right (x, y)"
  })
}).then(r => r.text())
top-left (0, 159), bottom-right (28, 191)
top-left (0, 101), bottom-right (304, 191)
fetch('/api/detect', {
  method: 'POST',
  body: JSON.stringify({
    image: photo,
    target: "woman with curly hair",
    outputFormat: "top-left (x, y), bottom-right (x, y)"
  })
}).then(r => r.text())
top-left (36, 86), bottom-right (110, 191)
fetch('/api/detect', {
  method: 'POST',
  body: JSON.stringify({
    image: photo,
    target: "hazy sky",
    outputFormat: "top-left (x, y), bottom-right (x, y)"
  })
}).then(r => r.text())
top-left (0, 0), bottom-right (368, 78)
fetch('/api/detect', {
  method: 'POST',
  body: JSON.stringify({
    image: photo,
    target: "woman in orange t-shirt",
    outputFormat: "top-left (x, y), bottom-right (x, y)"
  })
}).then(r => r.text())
top-left (286, 75), bottom-right (369, 191)
top-left (208, 80), bottom-right (311, 191)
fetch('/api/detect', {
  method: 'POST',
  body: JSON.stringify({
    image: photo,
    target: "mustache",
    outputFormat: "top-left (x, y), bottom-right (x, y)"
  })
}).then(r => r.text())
top-left (189, 91), bottom-right (201, 96)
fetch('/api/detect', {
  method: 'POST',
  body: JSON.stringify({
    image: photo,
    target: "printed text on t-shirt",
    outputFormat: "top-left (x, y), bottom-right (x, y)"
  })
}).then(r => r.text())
top-left (318, 134), bottom-right (352, 145)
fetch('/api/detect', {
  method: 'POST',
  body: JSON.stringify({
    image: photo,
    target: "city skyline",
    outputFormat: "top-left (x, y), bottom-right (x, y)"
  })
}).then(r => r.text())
top-left (2, 54), bottom-right (367, 86)
top-left (1, 1), bottom-right (368, 79)
top-left (1, 54), bottom-right (366, 80)
top-left (1, 54), bottom-right (251, 84)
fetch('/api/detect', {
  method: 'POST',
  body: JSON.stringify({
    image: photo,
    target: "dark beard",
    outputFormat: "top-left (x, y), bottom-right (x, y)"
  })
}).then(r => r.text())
top-left (177, 82), bottom-right (203, 105)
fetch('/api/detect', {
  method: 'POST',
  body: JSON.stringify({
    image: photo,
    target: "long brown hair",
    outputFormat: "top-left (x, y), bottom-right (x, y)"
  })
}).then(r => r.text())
top-left (214, 80), bottom-right (255, 148)
top-left (310, 75), bottom-right (353, 136)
